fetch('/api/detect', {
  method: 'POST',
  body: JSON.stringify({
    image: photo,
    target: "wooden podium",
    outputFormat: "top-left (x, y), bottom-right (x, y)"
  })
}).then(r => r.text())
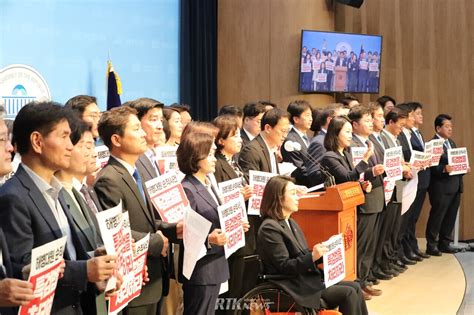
top-left (334, 66), bottom-right (348, 91)
top-left (292, 182), bottom-right (364, 280)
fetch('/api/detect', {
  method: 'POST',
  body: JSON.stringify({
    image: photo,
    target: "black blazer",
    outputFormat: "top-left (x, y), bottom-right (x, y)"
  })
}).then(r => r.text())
top-left (281, 128), bottom-right (310, 186)
top-left (179, 175), bottom-right (229, 285)
top-left (0, 228), bottom-right (15, 315)
top-left (214, 153), bottom-right (240, 184)
top-left (304, 131), bottom-right (326, 187)
top-left (257, 218), bottom-right (324, 309)
top-left (238, 134), bottom-right (280, 180)
top-left (410, 129), bottom-right (431, 190)
top-left (94, 156), bottom-right (165, 307)
top-left (0, 165), bottom-right (90, 314)
top-left (397, 131), bottom-right (412, 162)
top-left (350, 137), bottom-right (384, 214)
top-left (320, 150), bottom-right (370, 184)
top-left (240, 128), bottom-right (251, 148)
top-left (429, 136), bottom-right (463, 194)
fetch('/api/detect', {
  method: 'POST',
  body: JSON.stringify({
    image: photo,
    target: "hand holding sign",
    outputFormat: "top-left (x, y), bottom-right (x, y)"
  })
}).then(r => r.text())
top-left (209, 229), bottom-right (228, 246)
top-left (312, 243), bottom-right (328, 261)
top-left (0, 279), bottom-right (34, 306)
top-left (87, 254), bottom-right (117, 283)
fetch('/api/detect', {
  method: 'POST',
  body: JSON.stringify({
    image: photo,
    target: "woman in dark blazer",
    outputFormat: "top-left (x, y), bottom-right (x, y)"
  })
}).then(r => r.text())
top-left (213, 115), bottom-right (252, 308)
top-left (257, 176), bottom-right (368, 314)
top-left (177, 132), bottom-right (248, 315)
top-left (320, 116), bottom-right (378, 189)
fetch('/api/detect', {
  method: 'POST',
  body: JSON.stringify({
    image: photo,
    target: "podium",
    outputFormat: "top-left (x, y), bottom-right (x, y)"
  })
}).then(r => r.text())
top-left (334, 66), bottom-right (348, 91)
top-left (292, 182), bottom-right (364, 280)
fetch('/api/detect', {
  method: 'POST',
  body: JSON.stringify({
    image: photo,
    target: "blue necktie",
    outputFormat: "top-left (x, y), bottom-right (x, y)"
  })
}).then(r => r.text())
top-left (133, 169), bottom-right (146, 201)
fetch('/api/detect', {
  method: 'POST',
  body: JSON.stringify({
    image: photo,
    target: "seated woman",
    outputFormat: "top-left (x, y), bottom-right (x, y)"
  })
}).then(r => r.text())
top-left (257, 175), bottom-right (368, 314)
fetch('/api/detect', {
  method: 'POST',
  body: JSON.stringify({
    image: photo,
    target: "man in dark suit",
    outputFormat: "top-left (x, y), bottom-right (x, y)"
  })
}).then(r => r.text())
top-left (426, 114), bottom-right (469, 255)
top-left (404, 103), bottom-right (431, 258)
top-left (0, 111), bottom-right (35, 313)
top-left (348, 106), bottom-right (385, 297)
top-left (281, 100), bottom-right (312, 186)
top-left (240, 102), bottom-right (266, 148)
top-left (305, 104), bottom-right (345, 187)
top-left (94, 106), bottom-right (170, 315)
top-left (367, 103), bottom-right (404, 282)
top-left (379, 108), bottom-right (415, 274)
top-left (126, 98), bottom-right (182, 315)
top-left (395, 104), bottom-right (425, 263)
top-left (0, 102), bottom-right (117, 315)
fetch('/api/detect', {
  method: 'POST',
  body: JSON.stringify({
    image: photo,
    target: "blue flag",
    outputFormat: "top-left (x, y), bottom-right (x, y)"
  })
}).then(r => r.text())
top-left (106, 60), bottom-right (122, 110)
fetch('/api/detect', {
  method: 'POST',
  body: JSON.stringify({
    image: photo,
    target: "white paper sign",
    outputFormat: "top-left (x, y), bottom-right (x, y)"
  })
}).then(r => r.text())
top-left (154, 146), bottom-right (178, 174)
top-left (322, 234), bottom-right (346, 288)
top-left (217, 199), bottom-right (246, 258)
top-left (316, 73), bottom-right (327, 83)
top-left (351, 147), bottom-right (368, 167)
top-left (383, 178), bottom-right (396, 205)
top-left (145, 171), bottom-right (189, 223)
top-left (448, 147), bottom-right (469, 175)
top-left (429, 139), bottom-right (444, 167)
top-left (218, 178), bottom-right (247, 221)
top-left (95, 145), bottom-right (110, 168)
top-left (383, 146), bottom-right (403, 181)
top-left (183, 208), bottom-right (212, 280)
top-left (401, 169), bottom-right (418, 215)
top-left (19, 237), bottom-right (67, 315)
top-left (410, 150), bottom-right (430, 170)
top-left (248, 171), bottom-right (275, 216)
top-left (96, 202), bottom-right (134, 292)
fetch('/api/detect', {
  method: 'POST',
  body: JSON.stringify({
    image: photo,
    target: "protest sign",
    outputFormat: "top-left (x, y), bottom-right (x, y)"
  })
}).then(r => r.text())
top-left (96, 202), bottom-right (134, 292)
top-left (95, 145), bottom-right (110, 168)
top-left (218, 178), bottom-right (247, 220)
top-left (322, 234), bottom-right (345, 288)
top-left (218, 199), bottom-right (246, 258)
top-left (401, 169), bottom-right (418, 215)
top-left (383, 146), bottom-right (403, 181)
top-left (429, 139), bottom-right (444, 167)
top-left (154, 146), bottom-right (178, 174)
top-left (383, 178), bottom-right (395, 205)
top-left (448, 147), bottom-right (469, 176)
top-left (108, 233), bottom-right (150, 315)
top-left (248, 171), bottom-right (275, 216)
top-left (351, 147), bottom-right (368, 167)
top-left (410, 150), bottom-right (430, 170)
top-left (19, 237), bottom-right (67, 315)
top-left (145, 171), bottom-right (189, 223)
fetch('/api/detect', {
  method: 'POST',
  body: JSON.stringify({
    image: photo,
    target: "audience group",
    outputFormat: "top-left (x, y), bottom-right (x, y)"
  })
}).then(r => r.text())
top-left (0, 93), bottom-right (467, 315)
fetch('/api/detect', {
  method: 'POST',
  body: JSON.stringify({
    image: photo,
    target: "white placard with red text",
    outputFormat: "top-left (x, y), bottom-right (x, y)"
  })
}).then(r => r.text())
top-left (410, 150), bottom-right (430, 170)
top-left (383, 146), bottom-right (403, 181)
top-left (145, 171), bottom-right (189, 223)
top-left (218, 177), bottom-right (247, 221)
top-left (18, 237), bottom-right (67, 315)
top-left (448, 147), bottom-right (469, 176)
top-left (351, 147), bottom-right (368, 168)
top-left (95, 145), bottom-right (110, 169)
top-left (322, 234), bottom-right (346, 288)
top-left (248, 171), bottom-right (275, 216)
top-left (383, 178), bottom-right (396, 205)
top-left (108, 233), bottom-right (150, 315)
top-left (428, 139), bottom-right (444, 167)
top-left (217, 199), bottom-right (246, 258)
top-left (154, 146), bottom-right (178, 174)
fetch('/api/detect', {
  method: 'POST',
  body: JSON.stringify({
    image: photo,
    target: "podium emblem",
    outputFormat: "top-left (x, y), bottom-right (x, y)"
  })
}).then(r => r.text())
top-left (344, 223), bottom-right (353, 250)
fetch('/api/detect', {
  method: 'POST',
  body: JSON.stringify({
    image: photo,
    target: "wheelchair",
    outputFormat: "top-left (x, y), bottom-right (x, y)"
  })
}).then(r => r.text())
top-left (233, 255), bottom-right (341, 315)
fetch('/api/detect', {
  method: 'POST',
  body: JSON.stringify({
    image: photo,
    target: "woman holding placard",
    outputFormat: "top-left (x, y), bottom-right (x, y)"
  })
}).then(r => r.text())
top-left (257, 175), bottom-right (368, 314)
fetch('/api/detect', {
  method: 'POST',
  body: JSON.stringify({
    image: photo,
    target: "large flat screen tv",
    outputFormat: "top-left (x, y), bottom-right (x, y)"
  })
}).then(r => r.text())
top-left (299, 30), bottom-right (382, 94)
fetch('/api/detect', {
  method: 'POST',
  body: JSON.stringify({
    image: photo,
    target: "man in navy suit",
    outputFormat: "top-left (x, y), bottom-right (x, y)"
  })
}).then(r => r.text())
top-left (240, 102), bottom-right (266, 148)
top-left (0, 102), bottom-right (117, 314)
top-left (426, 114), bottom-right (469, 255)
top-left (281, 100), bottom-right (313, 186)
top-left (403, 103), bottom-right (431, 259)
top-left (0, 107), bottom-right (35, 313)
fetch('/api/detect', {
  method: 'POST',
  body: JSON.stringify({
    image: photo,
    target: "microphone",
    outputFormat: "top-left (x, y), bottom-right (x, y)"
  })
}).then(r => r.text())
top-left (284, 140), bottom-right (336, 187)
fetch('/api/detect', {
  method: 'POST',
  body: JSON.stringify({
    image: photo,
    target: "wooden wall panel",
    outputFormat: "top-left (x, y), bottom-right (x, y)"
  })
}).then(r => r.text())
top-left (336, 0), bottom-right (474, 240)
top-left (218, 0), bottom-right (335, 111)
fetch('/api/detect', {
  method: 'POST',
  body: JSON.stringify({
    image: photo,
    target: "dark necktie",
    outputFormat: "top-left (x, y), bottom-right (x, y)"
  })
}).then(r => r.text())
top-left (302, 135), bottom-right (309, 147)
top-left (365, 140), bottom-right (378, 164)
top-left (444, 139), bottom-right (452, 150)
top-left (133, 169), bottom-right (146, 201)
top-left (80, 185), bottom-right (99, 214)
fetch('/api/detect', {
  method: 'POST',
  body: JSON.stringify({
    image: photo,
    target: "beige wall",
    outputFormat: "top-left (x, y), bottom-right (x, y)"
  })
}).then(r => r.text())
top-left (336, 0), bottom-right (474, 240)
top-left (219, 0), bottom-right (474, 239)
top-left (218, 0), bottom-right (335, 110)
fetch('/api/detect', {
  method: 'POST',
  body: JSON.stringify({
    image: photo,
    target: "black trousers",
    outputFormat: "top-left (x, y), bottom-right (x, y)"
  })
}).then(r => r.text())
top-left (373, 202), bottom-right (400, 271)
top-left (183, 283), bottom-right (220, 315)
top-left (123, 303), bottom-right (158, 315)
top-left (402, 187), bottom-right (428, 252)
top-left (356, 212), bottom-right (379, 286)
top-left (322, 281), bottom-right (368, 315)
top-left (426, 191), bottom-right (461, 247)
